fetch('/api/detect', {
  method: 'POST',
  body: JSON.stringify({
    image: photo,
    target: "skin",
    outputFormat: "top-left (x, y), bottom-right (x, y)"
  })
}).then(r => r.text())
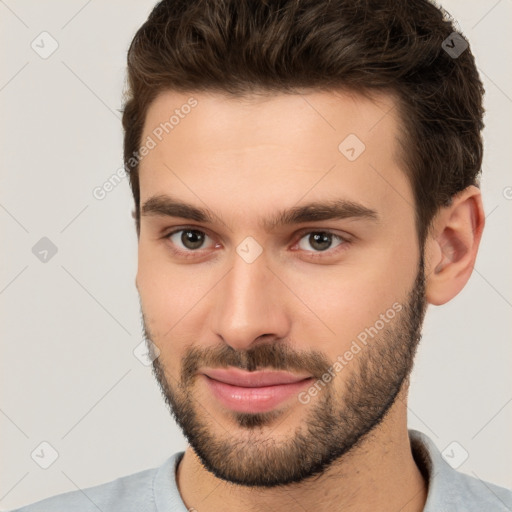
top-left (135, 89), bottom-right (485, 512)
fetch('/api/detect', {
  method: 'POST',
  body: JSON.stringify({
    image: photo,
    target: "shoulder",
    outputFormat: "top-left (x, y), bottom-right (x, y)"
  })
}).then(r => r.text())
top-left (447, 469), bottom-right (512, 511)
top-left (8, 455), bottom-right (179, 512)
top-left (409, 429), bottom-right (512, 511)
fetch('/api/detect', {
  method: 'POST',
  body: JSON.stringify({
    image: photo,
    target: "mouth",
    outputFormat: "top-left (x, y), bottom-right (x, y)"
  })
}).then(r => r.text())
top-left (201, 368), bottom-right (314, 414)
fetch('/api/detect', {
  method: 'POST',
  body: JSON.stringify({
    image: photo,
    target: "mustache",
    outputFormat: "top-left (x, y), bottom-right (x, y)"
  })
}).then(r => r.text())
top-left (179, 341), bottom-right (332, 387)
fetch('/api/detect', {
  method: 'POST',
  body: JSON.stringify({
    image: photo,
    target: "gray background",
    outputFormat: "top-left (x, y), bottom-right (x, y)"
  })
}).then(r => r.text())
top-left (1, 0), bottom-right (511, 509)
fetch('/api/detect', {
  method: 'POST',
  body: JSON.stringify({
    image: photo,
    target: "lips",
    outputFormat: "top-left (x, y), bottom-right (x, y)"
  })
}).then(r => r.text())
top-left (201, 367), bottom-right (314, 413)
top-left (202, 367), bottom-right (312, 387)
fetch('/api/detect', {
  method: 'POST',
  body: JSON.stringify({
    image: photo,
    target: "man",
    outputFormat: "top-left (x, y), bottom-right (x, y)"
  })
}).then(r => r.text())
top-left (12, 0), bottom-right (512, 510)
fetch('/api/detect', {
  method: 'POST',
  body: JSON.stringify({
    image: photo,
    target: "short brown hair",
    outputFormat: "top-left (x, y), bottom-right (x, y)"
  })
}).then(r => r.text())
top-left (122, 0), bottom-right (485, 246)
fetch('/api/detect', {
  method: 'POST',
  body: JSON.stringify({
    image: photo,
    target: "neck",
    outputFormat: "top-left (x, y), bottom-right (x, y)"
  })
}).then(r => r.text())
top-left (176, 390), bottom-right (427, 512)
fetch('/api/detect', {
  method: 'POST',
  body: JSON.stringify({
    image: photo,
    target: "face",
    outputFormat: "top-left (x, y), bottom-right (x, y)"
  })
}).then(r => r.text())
top-left (136, 89), bottom-right (428, 487)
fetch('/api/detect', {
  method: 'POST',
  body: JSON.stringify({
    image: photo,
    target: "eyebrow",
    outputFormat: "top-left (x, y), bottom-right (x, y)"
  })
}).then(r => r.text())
top-left (141, 194), bottom-right (379, 230)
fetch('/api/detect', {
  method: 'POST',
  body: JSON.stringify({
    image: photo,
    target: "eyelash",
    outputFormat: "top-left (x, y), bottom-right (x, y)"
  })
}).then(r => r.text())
top-left (163, 226), bottom-right (351, 261)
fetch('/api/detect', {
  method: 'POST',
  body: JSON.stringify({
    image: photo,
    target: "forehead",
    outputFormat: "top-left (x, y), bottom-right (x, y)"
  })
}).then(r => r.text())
top-left (142, 88), bottom-right (401, 151)
top-left (138, 88), bottom-right (413, 230)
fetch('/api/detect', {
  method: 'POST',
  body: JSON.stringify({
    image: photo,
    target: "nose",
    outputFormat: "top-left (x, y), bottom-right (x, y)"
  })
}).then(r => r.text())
top-left (210, 246), bottom-right (291, 351)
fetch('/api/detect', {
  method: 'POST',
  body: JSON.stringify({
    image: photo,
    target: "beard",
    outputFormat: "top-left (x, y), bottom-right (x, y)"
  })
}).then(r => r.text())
top-left (142, 253), bottom-right (427, 488)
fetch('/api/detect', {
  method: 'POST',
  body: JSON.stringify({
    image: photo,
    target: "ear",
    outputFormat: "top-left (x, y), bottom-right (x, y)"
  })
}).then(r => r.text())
top-left (424, 185), bottom-right (485, 306)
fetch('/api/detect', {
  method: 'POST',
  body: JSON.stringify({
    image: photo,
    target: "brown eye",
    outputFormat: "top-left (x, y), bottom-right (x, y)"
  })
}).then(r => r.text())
top-left (297, 231), bottom-right (344, 253)
top-left (168, 229), bottom-right (210, 251)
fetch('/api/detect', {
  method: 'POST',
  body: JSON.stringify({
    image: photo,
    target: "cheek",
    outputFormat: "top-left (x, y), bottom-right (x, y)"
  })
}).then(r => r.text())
top-left (137, 245), bottom-right (215, 361)
top-left (137, 242), bottom-right (192, 318)
top-left (294, 278), bottom-right (383, 354)
top-left (289, 250), bottom-right (417, 352)
top-left (137, 266), bottom-right (188, 382)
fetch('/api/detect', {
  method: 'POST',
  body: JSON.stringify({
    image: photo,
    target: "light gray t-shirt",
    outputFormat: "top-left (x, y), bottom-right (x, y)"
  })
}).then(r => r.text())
top-left (10, 430), bottom-right (512, 511)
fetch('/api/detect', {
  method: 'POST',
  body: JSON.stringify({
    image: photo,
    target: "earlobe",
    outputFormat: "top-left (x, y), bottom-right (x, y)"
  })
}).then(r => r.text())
top-left (425, 186), bottom-right (485, 306)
